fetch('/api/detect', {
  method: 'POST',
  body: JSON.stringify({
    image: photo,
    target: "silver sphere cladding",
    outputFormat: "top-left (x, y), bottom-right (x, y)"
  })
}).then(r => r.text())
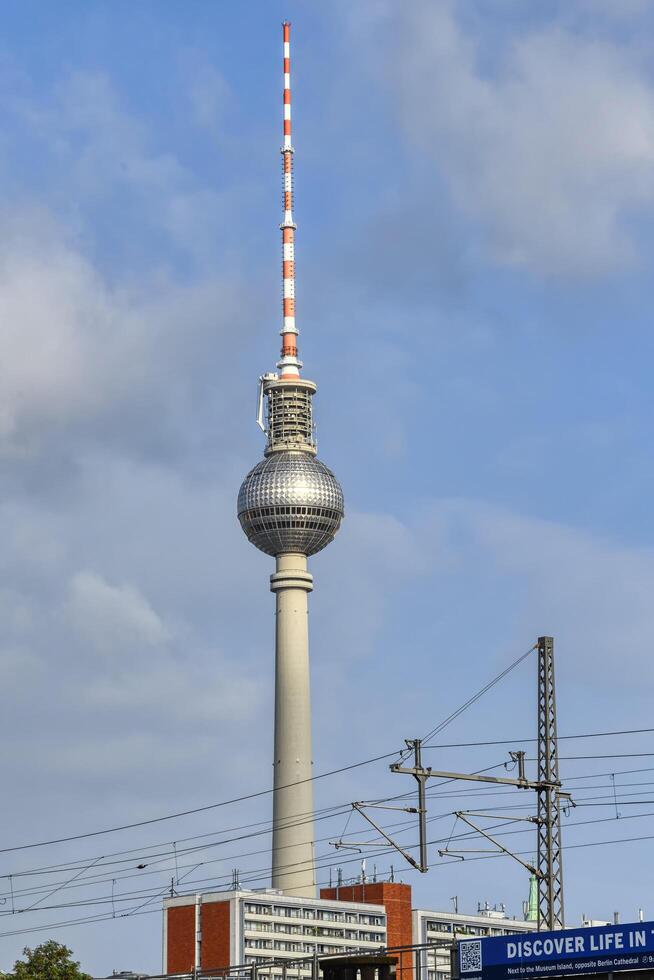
top-left (238, 451), bottom-right (344, 557)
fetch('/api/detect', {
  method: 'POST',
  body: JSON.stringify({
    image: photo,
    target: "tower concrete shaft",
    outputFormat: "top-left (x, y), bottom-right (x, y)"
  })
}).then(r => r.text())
top-left (271, 553), bottom-right (315, 896)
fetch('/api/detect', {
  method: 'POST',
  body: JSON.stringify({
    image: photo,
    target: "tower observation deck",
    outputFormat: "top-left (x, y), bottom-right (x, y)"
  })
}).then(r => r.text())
top-left (237, 22), bottom-right (344, 898)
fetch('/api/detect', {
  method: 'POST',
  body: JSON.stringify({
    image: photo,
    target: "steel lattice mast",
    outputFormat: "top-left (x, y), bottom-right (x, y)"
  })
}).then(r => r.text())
top-left (536, 635), bottom-right (565, 930)
top-left (238, 22), bottom-right (344, 898)
top-left (279, 21), bottom-right (301, 380)
top-left (391, 637), bottom-right (568, 932)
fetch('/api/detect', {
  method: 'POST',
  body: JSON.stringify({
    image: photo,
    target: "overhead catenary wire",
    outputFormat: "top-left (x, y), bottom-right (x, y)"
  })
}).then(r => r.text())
top-left (0, 806), bottom-right (360, 904)
top-left (423, 727), bottom-right (654, 749)
top-left (417, 644), bottom-right (537, 749)
top-left (2, 779), bottom-right (654, 918)
top-left (0, 750), bottom-right (399, 856)
top-left (0, 644), bottom-right (647, 865)
top-left (3, 731), bottom-right (654, 899)
top-left (0, 644), bottom-right (563, 866)
top-left (0, 800), bottom-right (352, 881)
top-left (4, 820), bottom-right (654, 942)
top-left (3, 782), bottom-right (653, 915)
top-left (530, 753), bottom-right (654, 761)
top-left (3, 663), bottom-right (654, 931)
top-left (0, 771), bottom-right (507, 905)
top-left (4, 656), bottom-right (654, 952)
top-left (0, 768), bottom-right (539, 912)
top-left (567, 765), bottom-right (654, 781)
top-left (0, 759), bottom-right (651, 916)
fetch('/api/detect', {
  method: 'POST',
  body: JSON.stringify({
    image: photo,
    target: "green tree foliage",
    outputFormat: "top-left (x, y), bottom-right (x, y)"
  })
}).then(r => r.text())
top-left (0, 941), bottom-right (92, 980)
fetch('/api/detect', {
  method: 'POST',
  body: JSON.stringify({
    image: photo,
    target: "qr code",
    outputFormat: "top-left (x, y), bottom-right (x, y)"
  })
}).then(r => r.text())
top-left (460, 940), bottom-right (482, 974)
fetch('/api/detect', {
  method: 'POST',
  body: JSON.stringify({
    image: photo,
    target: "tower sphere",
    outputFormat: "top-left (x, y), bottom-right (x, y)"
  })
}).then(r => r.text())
top-left (238, 451), bottom-right (344, 557)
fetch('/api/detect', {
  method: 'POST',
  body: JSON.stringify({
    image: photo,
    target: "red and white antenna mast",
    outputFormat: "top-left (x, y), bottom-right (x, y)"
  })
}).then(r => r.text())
top-left (278, 21), bottom-right (301, 379)
top-left (254, 21), bottom-right (317, 451)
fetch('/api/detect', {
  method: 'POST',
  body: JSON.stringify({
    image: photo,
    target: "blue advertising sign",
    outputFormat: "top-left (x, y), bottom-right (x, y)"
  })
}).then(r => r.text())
top-left (459, 920), bottom-right (654, 980)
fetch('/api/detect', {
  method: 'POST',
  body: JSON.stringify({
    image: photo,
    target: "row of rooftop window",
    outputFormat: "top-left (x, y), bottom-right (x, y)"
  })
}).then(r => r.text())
top-left (246, 940), bottom-right (313, 953)
top-left (424, 921), bottom-right (516, 937)
top-left (245, 942), bottom-right (363, 964)
top-left (246, 939), bottom-right (379, 954)
top-left (245, 922), bottom-right (380, 941)
top-left (245, 956), bottom-right (310, 970)
top-left (243, 903), bottom-right (384, 926)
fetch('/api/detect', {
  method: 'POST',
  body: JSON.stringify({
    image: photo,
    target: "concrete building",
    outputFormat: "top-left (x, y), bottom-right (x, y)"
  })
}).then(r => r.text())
top-left (236, 21), bottom-right (344, 900)
top-left (413, 906), bottom-right (534, 980)
top-left (162, 882), bottom-right (538, 980)
top-left (321, 884), bottom-right (413, 980)
top-left (93, 972), bottom-right (150, 979)
top-left (163, 889), bottom-right (387, 976)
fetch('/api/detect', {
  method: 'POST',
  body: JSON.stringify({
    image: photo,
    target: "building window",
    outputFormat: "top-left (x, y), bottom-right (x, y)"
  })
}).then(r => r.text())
top-left (428, 921), bottom-right (452, 933)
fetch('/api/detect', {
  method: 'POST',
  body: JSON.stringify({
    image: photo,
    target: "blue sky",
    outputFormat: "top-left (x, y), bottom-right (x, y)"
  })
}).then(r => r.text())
top-left (1, 0), bottom-right (654, 975)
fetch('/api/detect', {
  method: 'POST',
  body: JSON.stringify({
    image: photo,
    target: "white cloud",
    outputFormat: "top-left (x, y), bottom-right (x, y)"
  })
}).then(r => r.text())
top-left (0, 231), bottom-right (123, 445)
top-left (38, 71), bottom-right (232, 261)
top-left (0, 447), bottom-right (269, 714)
top-left (575, 0), bottom-right (651, 21)
top-left (0, 67), bottom-right (253, 462)
top-left (83, 655), bottom-right (263, 726)
top-left (317, 491), bottom-right (654, 695)
top-left (67, 570), bottom-right (170, 655)
top-left (426, 499), bottom-right (654, 688)
top-left (0, 646), bottom-right (43, 688)
top-left (180, 53), bottom-right (231, 132)
top-left (0, 209), bottom-right (243, 458)
top-left (316, 508), bottom-right (431, 662)
top-left (383, 2), bottom-right (654, 276)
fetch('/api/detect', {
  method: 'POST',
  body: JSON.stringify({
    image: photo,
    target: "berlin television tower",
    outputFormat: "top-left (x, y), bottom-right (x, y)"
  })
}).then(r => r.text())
top-left (237, 23), bottom-right (344, 899)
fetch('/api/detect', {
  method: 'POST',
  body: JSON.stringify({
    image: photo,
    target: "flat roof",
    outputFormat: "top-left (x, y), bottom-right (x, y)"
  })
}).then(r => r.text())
top-left (414, 908), bottom-right (531, 928)
top-left (164, 889), bottom-right (387, 914)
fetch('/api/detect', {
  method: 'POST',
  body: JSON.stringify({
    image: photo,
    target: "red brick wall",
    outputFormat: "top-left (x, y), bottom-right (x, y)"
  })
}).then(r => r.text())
top-left (202, 899), bottom-right (232, 970)
top-left (320, 883), bottom-right (413, 980)
top-left (166, 904), bottom-right (196, 974)
top-left (166, 899), bottom-right (232, 973)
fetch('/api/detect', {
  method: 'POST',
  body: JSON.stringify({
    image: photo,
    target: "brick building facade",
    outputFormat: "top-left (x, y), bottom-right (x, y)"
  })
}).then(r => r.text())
top-left (163, 883), bottom-right (530, 980)
top-left (320, 883), bottom-right (413, 979)
top-left (163, 887), bottom-right (391, 976)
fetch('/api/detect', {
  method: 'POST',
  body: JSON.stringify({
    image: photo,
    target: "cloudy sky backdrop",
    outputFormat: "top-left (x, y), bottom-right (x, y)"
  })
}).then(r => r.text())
top-left (1, 0), bottom-right (654, 974)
